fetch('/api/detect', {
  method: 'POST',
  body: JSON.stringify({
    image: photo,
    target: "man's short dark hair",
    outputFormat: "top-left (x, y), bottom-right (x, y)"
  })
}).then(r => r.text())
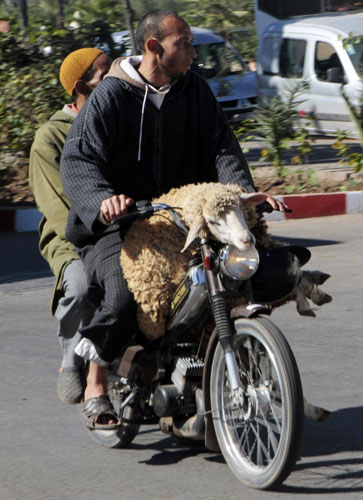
top-left (136, 9), bottom-right (185, 52)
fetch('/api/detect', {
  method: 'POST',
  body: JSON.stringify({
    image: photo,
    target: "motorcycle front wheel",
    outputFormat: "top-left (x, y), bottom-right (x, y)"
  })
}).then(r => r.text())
top-left (210, 316), bottom-right (304, 490)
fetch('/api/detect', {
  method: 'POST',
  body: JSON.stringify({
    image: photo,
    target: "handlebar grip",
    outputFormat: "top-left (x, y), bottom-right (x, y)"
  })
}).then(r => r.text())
top-left (110, 200), bottom-right (153, 225)
top-left (134, 200), bottom-right (152, 210)
top-left (256, 201), bottom-right (293, 214)
top-left (256, 201), bottom-right (273, 213)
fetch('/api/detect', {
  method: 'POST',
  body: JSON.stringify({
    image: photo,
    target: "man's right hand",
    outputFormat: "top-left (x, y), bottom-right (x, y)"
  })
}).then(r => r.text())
top-left (100, 194), bottom-right (134, 223)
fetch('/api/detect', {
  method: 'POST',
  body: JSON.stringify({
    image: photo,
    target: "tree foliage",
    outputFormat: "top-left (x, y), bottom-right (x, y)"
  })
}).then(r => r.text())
top-left (251, 81), bottom-right (310, 176)
top-left (0, 23), bottom-right (120, 155)
top-left (0, 0), bottom-right (257, 157)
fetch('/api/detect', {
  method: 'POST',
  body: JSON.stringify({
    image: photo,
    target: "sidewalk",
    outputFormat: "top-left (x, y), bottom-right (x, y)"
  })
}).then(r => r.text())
top-left (1, 137), bottom-right (363, 232)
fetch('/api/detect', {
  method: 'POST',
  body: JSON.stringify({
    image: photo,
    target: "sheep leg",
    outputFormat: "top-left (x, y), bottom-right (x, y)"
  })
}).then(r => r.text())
top-left (294, 288), bottom-right (316, 317)
top-left (304, 397), bottom-right (331, 422)
top-left (307, 270), bottom-right (331, 286)
top-left (300, 270), bottom-right (332, 307)
top-left (308, 287), bottom-right (333, 306)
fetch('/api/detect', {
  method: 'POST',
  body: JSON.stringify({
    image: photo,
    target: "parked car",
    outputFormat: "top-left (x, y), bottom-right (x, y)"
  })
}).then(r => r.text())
top-left (256, 12), bottom-right (363, 137)
top-left (100, 27), bottom-right (257, 123)
top-left (190, 28), bottom-right (256, 122)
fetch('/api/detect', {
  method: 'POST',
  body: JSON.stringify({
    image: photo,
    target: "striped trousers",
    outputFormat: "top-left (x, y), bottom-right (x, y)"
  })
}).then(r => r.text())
top-left (80, 230), bottom-right (137, 363)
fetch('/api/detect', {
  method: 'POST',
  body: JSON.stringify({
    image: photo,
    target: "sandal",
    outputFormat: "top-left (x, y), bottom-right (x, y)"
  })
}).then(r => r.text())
top-left (81, 394), bottom-right (121, 430)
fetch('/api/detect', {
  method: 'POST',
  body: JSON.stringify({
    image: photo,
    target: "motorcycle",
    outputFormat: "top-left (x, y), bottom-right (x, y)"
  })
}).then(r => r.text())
top-left (81, 200), bottom-right (306, 490)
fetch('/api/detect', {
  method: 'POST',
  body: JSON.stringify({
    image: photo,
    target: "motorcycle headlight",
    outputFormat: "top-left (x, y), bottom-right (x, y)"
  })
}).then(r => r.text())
top-left (219, 245), bottom-right (259, 280)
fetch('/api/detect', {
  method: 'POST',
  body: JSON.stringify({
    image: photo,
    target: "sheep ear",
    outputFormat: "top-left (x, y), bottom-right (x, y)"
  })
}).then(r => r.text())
top-left (240, 192), bottom-right (269, 207)
top-left (181, 216), bottom-right (206, 253)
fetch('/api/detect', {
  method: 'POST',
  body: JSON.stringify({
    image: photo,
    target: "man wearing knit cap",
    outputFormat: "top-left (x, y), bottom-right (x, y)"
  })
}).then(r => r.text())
top-left (29, 48), bottom-right (112, 405)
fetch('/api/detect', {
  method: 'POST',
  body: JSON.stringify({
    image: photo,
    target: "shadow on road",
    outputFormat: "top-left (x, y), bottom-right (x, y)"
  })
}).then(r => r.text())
top-left (126, 406), bottom-right (363, 494)
top-left (272, 235), bottom-right (342, 248)
top-left (302, 405), bottom-right (363, 457)
top-left (131, 432), bottom-right (206, 466)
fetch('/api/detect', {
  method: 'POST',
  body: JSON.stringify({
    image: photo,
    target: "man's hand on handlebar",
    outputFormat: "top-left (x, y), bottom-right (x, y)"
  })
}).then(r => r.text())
top-left (100, 194), bottom-right (135, 223)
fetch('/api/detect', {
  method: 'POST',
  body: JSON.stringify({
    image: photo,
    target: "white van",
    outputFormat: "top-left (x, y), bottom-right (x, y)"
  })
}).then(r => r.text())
top-left (257, 12), bottom-right (363, 136)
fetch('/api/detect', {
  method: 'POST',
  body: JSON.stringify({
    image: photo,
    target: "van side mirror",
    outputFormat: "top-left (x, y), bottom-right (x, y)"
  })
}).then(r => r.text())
top-left (326, 67), bottom-right (346, 84)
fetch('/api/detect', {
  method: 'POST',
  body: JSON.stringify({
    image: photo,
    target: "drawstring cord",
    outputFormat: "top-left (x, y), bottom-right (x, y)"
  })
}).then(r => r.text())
top-left (137, 85), bottom-right (149, 162)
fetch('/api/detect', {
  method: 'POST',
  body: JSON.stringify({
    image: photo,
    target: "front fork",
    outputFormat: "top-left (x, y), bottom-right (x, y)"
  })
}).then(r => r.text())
top-left (201, 241), bottom-right (243, 396)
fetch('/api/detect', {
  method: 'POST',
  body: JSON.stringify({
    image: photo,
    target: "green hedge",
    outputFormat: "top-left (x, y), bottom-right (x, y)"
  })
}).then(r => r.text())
top-left (0, 22), bottom-right (120, 156)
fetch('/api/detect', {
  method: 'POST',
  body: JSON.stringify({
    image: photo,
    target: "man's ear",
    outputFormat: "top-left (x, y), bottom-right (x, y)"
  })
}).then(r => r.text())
top-left (74, 79), bottom-right (91, 97)
top-left (146, 38), bottom-right (163, 56)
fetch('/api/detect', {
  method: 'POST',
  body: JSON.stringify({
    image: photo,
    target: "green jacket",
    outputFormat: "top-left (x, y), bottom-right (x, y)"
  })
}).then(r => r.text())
top-left (29, 105), bottom-right (79, 314)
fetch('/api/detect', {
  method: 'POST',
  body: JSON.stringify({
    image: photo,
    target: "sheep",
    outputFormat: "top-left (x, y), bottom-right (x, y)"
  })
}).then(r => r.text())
top-left (120, 182), bottom-right (332, 422)
top-left (121, 182), bottom-right (270, 340)
top-left (121, 182), bottom-right (332, 338)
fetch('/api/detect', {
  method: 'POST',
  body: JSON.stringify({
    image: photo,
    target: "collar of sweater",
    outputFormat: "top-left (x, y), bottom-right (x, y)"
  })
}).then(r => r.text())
top-left (62, 103), bottom-right (78, 119)
top-left (106, 56), bottom-right (175, 95)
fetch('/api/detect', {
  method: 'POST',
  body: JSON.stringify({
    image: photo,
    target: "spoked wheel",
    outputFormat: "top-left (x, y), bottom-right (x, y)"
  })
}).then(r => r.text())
top-left (210, 316), bottom-right (304, 490)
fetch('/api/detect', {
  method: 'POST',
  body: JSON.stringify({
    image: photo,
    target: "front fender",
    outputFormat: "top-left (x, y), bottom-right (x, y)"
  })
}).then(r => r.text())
top-left (230, 303), bottom-right (271, 319)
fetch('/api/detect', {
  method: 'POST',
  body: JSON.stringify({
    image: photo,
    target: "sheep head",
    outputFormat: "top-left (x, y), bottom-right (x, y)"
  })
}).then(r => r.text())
top-left (181, 191), bottom-right (269, 252)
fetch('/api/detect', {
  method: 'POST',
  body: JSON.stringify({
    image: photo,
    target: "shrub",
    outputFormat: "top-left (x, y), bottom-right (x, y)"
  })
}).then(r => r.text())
top-left (331, 89), bottom-right (363, 173)
top-left (246, 81), bottom-right (310, 176)
top-left (0, 22), bottom-right (121, 157)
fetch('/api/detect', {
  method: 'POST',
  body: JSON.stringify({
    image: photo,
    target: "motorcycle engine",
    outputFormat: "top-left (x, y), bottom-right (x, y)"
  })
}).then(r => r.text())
top-left (153, 355), bottom-right (204, 418)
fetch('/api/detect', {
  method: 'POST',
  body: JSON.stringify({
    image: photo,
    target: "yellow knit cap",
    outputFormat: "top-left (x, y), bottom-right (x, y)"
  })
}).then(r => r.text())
top-left (59, 47), bottom-right (103, 95)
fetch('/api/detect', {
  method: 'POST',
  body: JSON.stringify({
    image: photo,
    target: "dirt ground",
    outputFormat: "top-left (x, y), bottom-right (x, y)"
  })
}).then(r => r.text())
top-left (1, 148), bottom-right (363, 207)
top-left (1, 154), bottom-right (34, 206)
top-left (252, 165), bottom-right (363, 195)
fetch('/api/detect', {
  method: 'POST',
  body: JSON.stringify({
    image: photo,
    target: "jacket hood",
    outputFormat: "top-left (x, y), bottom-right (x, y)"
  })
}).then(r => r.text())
top-left (105, 56), bottom-right (180, 161)
top-left (49, 105), bottom-right (77, 123)
top-left (105, 57), bottom-right (146, 91)
top-left (105, 56), bottom-right (179, 94)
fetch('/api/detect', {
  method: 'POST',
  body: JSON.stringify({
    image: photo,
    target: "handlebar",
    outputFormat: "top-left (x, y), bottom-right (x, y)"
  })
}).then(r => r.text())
top-left (256, 201), bottom-right (293, 214)
top-left (110, 201), bottom-right (189, 234)
top-left (110, 200), bottom-right (154, 225)
top-left (111, 198), bottom-right (292, 226)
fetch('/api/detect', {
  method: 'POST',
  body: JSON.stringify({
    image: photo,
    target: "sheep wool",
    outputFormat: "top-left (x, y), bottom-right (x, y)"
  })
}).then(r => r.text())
top-left (121, 182), bottom-right (271, 339)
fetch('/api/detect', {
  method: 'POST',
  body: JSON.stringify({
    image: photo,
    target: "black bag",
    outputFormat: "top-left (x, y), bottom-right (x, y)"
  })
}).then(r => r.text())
top-left (251, 245), bottom-right (311, 303)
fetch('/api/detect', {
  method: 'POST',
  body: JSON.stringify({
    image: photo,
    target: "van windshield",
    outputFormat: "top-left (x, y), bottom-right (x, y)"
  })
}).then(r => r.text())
top-left (192, 42), bottom-right (246, 79)
top-left (346, 40), bottom-right (363, 79)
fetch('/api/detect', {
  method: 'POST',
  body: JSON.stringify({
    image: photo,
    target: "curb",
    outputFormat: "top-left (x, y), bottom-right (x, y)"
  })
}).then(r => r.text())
top-left (0, 207), bottom-right (42, 232)
top-left (264, 191), bottom-right (363, 222)
top-left (1, 191), bottom-right (363, 232)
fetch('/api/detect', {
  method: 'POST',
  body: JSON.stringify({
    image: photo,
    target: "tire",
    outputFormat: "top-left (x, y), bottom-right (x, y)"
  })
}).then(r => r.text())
top-left (81, 402), bottom-right (141, 449)
top-left (210, 316), bottom-right (304, 490)
top-left (79, 377), bottom-right (141, 449)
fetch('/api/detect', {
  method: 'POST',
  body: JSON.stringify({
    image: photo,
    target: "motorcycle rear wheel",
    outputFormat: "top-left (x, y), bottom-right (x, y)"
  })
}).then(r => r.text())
top-left (80, 400), bottom-right (141, 448)
top-left (210, 316), bottom-right (304, 490)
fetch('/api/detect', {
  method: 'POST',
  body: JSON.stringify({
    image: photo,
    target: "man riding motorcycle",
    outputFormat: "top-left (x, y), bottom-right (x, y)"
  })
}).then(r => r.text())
top-left (60, 9), bottom-right (287, 428)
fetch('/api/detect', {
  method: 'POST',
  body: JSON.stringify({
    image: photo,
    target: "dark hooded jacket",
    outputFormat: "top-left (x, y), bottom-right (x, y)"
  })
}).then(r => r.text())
top-left (60, 58), bottom-right (256, 249)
